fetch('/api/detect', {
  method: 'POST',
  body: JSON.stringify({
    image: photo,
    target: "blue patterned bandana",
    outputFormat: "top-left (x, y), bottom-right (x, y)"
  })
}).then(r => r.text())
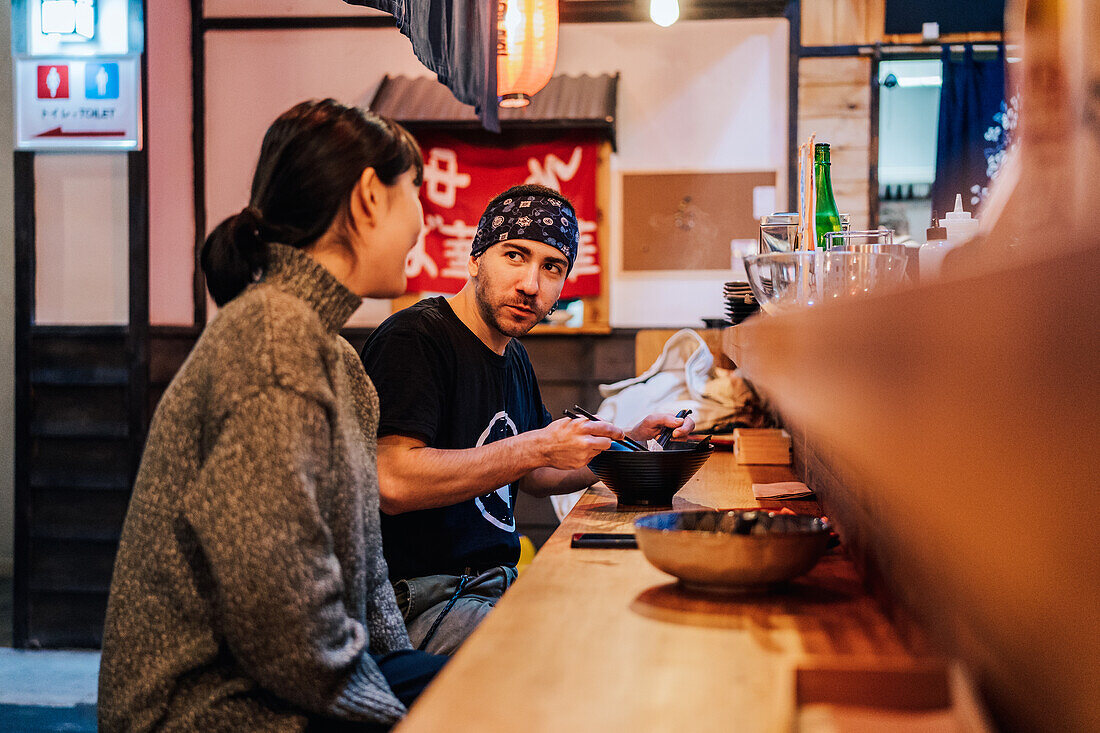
top-left (470, 193), bottom-right (579, 272)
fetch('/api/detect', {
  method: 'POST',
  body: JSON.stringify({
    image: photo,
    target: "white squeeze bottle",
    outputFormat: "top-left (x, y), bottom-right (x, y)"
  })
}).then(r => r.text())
top-left (941, 194), bottom-right (980, 247)
top-left (919, 194), bottom-right (980, 281)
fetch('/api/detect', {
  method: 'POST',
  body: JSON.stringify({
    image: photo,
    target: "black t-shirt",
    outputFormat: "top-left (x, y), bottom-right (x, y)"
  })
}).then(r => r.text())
top-left (360, 297), bottom-right (552, 580)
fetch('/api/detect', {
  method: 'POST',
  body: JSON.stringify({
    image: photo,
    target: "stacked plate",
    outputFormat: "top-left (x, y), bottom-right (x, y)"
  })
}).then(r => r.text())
top-left (724, 281), bottom-right (760, 324)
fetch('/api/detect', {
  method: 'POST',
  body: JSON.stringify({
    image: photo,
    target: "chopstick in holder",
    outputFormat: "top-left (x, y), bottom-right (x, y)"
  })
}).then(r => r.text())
top-left (564, 408), bottom-right (648, 452)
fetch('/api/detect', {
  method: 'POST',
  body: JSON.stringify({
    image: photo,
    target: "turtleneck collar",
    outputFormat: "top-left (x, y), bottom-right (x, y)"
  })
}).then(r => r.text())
top-left (262, 243), bottom-right (362, 332)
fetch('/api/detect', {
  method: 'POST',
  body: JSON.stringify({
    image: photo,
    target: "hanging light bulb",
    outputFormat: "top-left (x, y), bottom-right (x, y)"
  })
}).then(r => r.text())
top-left (650, 0), bottom-right (679, 27)
top-left (498, 0), bottom-right (559, 108)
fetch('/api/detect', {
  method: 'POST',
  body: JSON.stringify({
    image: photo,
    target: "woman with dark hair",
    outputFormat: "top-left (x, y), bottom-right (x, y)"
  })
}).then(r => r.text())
top-left (99, 99), bottom-right (443, 731)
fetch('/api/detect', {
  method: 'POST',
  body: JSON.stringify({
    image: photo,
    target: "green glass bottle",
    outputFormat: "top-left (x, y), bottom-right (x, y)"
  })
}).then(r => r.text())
top-left (814, 143), bottom-right (841, 249)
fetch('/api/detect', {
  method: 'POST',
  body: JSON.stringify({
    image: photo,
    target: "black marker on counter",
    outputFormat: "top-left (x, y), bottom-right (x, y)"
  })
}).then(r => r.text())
top-left (570, 533), bottom-right (638, 549)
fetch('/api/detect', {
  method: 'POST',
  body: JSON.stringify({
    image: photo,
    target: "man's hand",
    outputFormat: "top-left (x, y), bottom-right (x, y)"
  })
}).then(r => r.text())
top-left (625, 412), bottom-right (697, 445)
top-left (531, 416), bottom-right (624, 470)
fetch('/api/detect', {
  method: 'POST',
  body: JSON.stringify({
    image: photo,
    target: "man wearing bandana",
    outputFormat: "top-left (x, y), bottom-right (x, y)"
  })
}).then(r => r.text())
top-left (360, 184), bottom-right (694, 654)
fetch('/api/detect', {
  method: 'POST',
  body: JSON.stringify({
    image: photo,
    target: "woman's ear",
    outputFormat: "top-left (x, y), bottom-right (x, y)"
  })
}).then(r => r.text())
top-left (351, 167), bottom-right (383, 228)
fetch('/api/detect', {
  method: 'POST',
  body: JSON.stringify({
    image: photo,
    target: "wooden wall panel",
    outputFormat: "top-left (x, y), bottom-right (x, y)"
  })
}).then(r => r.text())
top-left (798, 56), bottom-right (868, 84)
top-left (17, 329), bottom-right (133, 648)
top-left (796, 113), bottom-right (870, 145)
top-left (797, 56), bottom-right (872, 229)
top-left (800, 0), bottom-right (836, 46)
top-left (800, 0), bottom-right (885, 46)
top-left (799, 0), bottom-right (1002, 47)
top-left (863, 0), bottom-right (886, 45)
top-left (799, 82), bottom-right (870, 116)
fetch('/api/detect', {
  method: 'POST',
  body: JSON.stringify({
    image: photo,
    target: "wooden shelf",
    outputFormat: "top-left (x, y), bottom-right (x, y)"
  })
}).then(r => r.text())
top-left (724, 246), bottom-right (1100, 733)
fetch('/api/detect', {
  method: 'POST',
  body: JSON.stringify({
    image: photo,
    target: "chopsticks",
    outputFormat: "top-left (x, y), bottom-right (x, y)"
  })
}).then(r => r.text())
top-left (572, 406), bottom-right (650, 451)
top-left (656, 409), bottom-right (692, 449)
top-left (563, 407), bottom-right (649, 452)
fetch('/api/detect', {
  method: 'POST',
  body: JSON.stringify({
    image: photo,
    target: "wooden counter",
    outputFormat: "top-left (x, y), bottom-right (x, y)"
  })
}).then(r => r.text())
top-left (395, 454), bottom-right (935, 732)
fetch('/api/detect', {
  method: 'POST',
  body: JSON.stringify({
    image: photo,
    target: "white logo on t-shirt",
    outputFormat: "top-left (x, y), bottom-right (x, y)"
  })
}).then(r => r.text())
top-left (473, 411), bottom-right (517, 532)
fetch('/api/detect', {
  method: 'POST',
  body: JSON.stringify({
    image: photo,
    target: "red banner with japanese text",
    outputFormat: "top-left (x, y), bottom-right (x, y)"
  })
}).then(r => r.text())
top-left (406, 133), bottom-right (602, 298)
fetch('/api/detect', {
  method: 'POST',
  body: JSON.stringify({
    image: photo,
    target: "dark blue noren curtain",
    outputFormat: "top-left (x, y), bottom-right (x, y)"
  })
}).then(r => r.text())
top-left (346, 0), bottom-right (500, 132)
top-left (932, 44), bottom-right (1008, 218)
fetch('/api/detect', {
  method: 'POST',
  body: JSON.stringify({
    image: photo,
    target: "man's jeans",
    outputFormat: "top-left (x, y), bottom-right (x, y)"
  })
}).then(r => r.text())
top-left (393, 566), bottom-right (518, 655)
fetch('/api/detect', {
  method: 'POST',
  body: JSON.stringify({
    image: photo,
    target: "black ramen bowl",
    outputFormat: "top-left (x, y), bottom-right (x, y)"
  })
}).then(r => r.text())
top-left (588, 439), bottom-right (713, 508)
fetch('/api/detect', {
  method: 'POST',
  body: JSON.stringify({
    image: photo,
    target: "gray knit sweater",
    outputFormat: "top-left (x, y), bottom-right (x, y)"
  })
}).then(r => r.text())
top-left (99, 244), bottom-right (412, 731)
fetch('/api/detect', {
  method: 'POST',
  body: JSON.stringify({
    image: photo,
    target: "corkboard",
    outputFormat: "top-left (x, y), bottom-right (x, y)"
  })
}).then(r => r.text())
top-left (622, 171), bottom-right (777, 271)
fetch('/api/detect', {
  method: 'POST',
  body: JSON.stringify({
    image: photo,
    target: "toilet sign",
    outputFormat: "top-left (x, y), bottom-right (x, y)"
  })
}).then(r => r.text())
top-left (15, 56), bottom-right (141, 150)
top-left (85, 63), bottom-right (120, 99)
top-left (37, 64), bottom-right (69, 99)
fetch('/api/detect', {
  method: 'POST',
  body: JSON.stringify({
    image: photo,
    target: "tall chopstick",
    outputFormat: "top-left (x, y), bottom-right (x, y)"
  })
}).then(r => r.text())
top-left (563, 409), bottom-right (646, 452)
top-left (562, 409), bottom-right (640, 452)
top-left (571, 406), bottom-right (649, 452)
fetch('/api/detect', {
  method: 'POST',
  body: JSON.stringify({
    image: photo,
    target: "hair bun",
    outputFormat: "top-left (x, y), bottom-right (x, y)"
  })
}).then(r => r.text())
top-left (237, 206), bottom-right (262, 234)
top-left (201, 205), bottom-right (270, 306)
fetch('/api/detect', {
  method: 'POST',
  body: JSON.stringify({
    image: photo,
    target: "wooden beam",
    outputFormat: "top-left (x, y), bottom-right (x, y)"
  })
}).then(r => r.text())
top-left (127, 148), bottom-right (150, 483)
top-left (12, 151), bottom-right (35, 649)
top-left (202, 16), bottom-right (396, 31)
top-left (190, 0), bottom-right (207, 327)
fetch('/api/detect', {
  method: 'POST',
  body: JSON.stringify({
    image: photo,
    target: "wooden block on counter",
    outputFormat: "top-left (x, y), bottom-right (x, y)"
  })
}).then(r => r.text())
top-left (722, 324), bottom-right (744, 366)
top-left (734, 428), bottom-right (792, 465)
top-left (794, 658), bottom-right (996, 733)
top-left (795, 658), bottom-right (950, 710)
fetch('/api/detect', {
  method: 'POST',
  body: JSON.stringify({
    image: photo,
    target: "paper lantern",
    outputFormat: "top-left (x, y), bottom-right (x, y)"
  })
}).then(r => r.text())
top-left (650, 0), bottom-right (680, 27)
top-left (497, 0), bottom-right (559, 108)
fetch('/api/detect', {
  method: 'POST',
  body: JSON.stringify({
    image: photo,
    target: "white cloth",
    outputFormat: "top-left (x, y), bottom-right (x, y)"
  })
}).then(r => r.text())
top-left (550, 329), bottom-right (757, 521)
top-left (751, 481), bottom-right (814, 500)
top-left (596, 329), bottom-right (716, 430)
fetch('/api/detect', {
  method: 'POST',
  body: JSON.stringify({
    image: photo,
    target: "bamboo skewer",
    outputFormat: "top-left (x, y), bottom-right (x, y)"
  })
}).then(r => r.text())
top-left (797, 133), bottom-right (817, 305)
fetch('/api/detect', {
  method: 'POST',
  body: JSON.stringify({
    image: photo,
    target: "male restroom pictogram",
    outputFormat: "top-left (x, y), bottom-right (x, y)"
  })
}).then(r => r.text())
top-left (85, 63), bottom-right (120, 100)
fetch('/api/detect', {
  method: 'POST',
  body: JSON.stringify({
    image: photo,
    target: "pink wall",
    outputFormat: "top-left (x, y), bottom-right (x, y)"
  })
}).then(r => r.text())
top-left (147, 0), bottom-right (196, 325)
top-left (203, 27), bottom-right (427, 326)
top-left (149, 7), bottom-right (788, 328)
top-left (35, 154), bottom-right (130, 324)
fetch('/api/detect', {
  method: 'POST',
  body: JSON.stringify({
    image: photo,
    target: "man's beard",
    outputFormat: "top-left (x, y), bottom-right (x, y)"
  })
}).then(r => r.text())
top-left (473, 276), bottom-right (552, 339)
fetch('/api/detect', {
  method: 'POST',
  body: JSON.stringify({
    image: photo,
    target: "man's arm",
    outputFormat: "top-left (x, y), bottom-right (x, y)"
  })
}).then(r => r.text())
top-left (377, 417), bottom-right (623, 514)
top-left (518, 412), bottom-right (697, 497)
top-left (518, 465), bottom-right (598, 498)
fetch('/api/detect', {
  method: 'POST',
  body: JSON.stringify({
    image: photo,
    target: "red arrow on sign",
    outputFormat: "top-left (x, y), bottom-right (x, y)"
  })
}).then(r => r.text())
top-left (35, 127), bottom-right (127, 138)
